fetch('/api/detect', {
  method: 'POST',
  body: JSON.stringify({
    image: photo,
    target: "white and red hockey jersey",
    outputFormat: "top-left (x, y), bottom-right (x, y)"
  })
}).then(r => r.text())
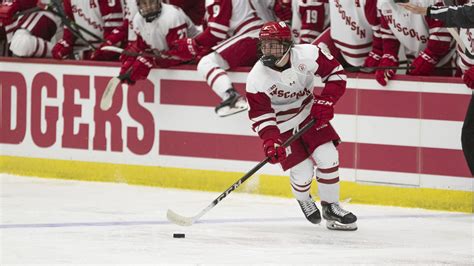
top-left (61, 0), bottom-right (124, 53)
top-left (456, 1), bottom-right (474, 72)
top-left (246, 44), bottom-right (346, 136)
top-left (251, 0), bottom-right (277, 22)
top-left (328, 0), bottom-right (380, 66)
top-left (292, 0), bottom-right (329, 44)
top-left (123, 0), bottom-right (137, 41)
top-left (378, 0), bottom-right (454, 65)
top-left (131, 3), bottom-right (199, 52)
top-left (196, 0), bottom-right (263, 49)
top-left (0, 0), bottom-right (62, 57)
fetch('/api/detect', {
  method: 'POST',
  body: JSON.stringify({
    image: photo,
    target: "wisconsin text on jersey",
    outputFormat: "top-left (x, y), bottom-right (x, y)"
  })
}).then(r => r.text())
top-left (268, 85), bottom-right (312, 99)
top-left (334, 0), bottom-right (367, 39)
top-left (382, 12), bottom-right (428, 43)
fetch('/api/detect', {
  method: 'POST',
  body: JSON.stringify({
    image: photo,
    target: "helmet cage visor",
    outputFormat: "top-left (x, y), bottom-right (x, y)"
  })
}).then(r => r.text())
top-left (137, 0), bottom-right (161, 22)
top-left (258, 38), bottom-right (292, 67)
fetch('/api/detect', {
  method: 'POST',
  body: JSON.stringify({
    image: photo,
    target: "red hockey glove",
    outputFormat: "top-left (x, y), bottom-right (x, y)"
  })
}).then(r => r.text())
top-left (375, 55), bottom-right (398, 86)
top-left (0, 1), bottom-right (19, 26)
top-left (363, 51), bottom-right (382, 71)
top-left (408, 50), bottom-right (437, 76)
top-left (119, 56), bottom-right (154, 85)
top-left (167, 38), bottom-right (199, 61)
top-left (263, 138), bottom-right (287, 164)
top-left (52, 39), bottom-right (73, 59)
top-left (463, 67), bottom-right (474, 89)
top-left (311, 95), bottom-right (335, 129)
top-left (90, 42), bottom-right (120, 61)
top-left (273, 0), bottom-right (292, 22)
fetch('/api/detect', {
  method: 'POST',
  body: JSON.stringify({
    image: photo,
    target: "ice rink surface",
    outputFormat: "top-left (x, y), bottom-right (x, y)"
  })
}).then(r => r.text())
top-left (1, 174), bottom-right (473, 265)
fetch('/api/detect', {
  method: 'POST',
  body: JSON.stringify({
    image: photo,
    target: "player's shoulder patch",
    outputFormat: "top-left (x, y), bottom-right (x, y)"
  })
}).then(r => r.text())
top-left (291, 44), bottom-right (319, 72)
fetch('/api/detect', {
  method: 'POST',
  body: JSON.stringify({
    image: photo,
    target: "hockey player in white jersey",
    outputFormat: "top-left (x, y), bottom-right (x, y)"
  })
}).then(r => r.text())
top-left (118, 0), bottom-right (199, 84)
top-left (165, 0), bottom-right (264, 117)
top-left (312, 0), bottom-right (381, 69)
top-left (246, 21), bottom-right (357, 231)
top-left (375, 0), bottom-right (454, 86)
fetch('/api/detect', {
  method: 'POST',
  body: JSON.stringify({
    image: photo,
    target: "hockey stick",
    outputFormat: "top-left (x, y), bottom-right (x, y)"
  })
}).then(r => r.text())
top-left (167, 119), bottom-right (316, 226)
top-left (345, 65), bottom-right (457, 73)
top-left (100, 45), bottom-right (183, 60)
top-left (47, 0), bottom-right (105, 43)
top-left (99, 70), bottom-right (131, 110)
top-left (447, 27), bottom-right (474, 60)
top-left (344, 60), bottom-right (409, 73)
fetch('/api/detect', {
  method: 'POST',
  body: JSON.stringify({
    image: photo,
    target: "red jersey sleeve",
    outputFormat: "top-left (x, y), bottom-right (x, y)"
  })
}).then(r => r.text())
top-left (194, 0), bottom-right (232, 48)
top-left (314, 46), bottom-right (347, 103)
top-left (378, 9), bottom-right (400, 61)
top-left (246, 91), bottom-right (280, 140)
top-left (365, 0), bottom-right (382, 54)
top-left (61, 0), bottom-right (76, 44)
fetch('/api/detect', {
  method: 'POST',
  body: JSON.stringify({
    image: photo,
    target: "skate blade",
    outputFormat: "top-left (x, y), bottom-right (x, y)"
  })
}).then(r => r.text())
top-left (326, 220), bottom-right (357, 231)
top-left (216, 105), bottom-right (248, 117)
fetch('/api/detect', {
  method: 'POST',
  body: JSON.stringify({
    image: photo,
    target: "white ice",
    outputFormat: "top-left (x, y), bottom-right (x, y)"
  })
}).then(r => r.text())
top-left (1, 174), bottom-right (473, 265)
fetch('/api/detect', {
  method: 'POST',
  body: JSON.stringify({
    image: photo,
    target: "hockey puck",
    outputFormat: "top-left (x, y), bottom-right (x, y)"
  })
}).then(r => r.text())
top-left (173, 233), bottom-right (185, 238)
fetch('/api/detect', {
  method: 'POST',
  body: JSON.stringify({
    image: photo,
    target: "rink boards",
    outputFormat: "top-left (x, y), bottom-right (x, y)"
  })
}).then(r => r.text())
top-left (0, 58), bottom-right (473, 212)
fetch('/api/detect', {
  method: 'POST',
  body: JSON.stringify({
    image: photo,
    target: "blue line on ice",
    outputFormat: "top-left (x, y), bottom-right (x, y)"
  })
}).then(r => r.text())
top-left (0, 213), bottom-right (469, 229)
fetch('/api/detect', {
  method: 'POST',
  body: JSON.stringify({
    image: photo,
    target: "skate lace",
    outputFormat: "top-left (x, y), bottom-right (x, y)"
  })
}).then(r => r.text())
top-left (330, 204), bottom-right (350, 217)
top-left (299, 199), bottom-right (317, 216)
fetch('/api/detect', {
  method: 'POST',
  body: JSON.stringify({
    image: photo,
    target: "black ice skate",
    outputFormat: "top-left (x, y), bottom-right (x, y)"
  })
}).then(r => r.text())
top-left (322, 202), bottom-right (357, 231)
top-left (215, 88), bottom-right (248, 117)
top-left (297, 197), bottom-right (321, 224)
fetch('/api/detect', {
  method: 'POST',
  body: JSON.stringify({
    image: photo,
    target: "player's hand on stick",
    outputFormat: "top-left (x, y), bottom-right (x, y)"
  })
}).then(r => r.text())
top-left (167, 37), bottom-right (199, 61)
top-left (363, 51), bottom-right (382, 71)
top-left (311, 95), bottom-right (335, 129)
top-left (90, 28), bottom-right (127, 61)
top-left (52, 39), bottom-right (73, 59)
top-left (90, 42), bottom-right (119, 61)
top-left (119, 56), bottom-right (154, 85)
top-left (408, 50), bottom-right (437, 76)
top-left (375, 55), bottom-right (398, 86)
top-left (463, 67), bottom-right (474, 89)
top-left (263, 138), bottom-right (287, 164)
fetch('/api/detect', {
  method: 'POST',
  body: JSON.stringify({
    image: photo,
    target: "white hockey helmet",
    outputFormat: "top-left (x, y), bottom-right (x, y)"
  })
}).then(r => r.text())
top-left (136, 0), bottom-right (161, 23)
